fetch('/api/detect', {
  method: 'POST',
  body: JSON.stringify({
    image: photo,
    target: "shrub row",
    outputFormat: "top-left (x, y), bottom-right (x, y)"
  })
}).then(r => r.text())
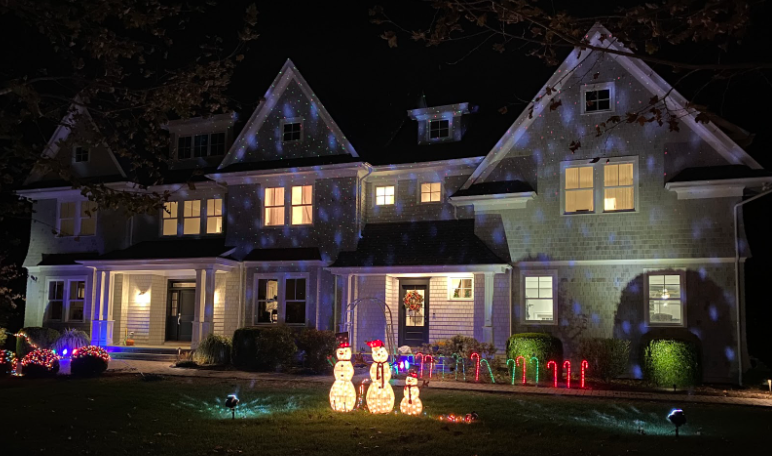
top-left (231, 326), bottom-right (336, 373)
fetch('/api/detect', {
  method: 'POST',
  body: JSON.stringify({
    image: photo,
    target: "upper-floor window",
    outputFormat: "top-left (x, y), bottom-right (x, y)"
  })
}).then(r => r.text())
top-left (183, 200), bottom-right (201, 235)
top-left (264, 187), bottom-right (285, 226)
top-left (282, 119), bottom-right (303, 143)
top-left (420, 182), bottom-right (442, 203)
top-left (564, 166), bottom-right (594, 213)
top-left (177, 132), bottom-right (226, 159)
top-left (73, 146), bottom-right (89, 163)
top-left (448, 276), bottom-right (473, 300)
top-left (291, 185), bottom-right (313, 225)
top-left (162, 198), bottom-right (224, 236)
top-left (163, 202), bottom-right (178, 236)
top-left (375, 185), bottom-right (395, 206)
top-left (603, 163), bottom-right (634, 212)
top-left (647, 273), bottom-right (684, 326)
top-left (206, 198), bottom-right (223, 234)
top-left (429, 119), bottom-right (450, 139)
top-left (562, 157), bottom-right (637, 215)
top-left (46, 279), bottom-right (86, 322)
top-left (58, 201), bottom-right (97, 237)
top-left (523, 273), bottom-right (556, 324)
top-left (581, 82), bottom-right (614, 114)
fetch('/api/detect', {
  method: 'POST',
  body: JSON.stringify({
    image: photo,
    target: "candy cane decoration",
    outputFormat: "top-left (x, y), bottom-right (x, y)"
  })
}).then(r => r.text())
top-left (425, 354), bottom-right (435, 379)
top-left (547, 361), bottom-right (558, 388)
top-left (506, 358), bottom-right (516, 385)
top-left (415, 352), bottom-right (424, 378)
top-left (563, 360), bottom-right (571, 389)
top-left (438, 355), bottom-right (446, 380)
top-left (581, 360), bottom-right (589, 388)
top-left (453, 353), bottom-right (465, 381)
top-left (530, 356), bottom-right (540, 385)
top-left (515, 356), bottom-right (527, 384)
top-left (470, 352), bottom-right (481, 382)
top-left (480, 358), bottom-right (495, 383)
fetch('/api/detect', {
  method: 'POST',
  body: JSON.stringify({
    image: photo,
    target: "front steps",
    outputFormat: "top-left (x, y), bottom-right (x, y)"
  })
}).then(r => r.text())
top-left (106, 345), bottom-right (191, 362)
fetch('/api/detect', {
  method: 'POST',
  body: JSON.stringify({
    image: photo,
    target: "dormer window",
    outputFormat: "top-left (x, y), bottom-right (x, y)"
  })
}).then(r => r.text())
top-left (177, 132), bottom-right (227, 159)
top-left (581, 82), bottom-right (614, 114)
top-left (282, 118), bottom-right (303, 143)
top-left (73, 146), bottom-right (89, 163)
top-left (429, 119), bottom-right (450, 139)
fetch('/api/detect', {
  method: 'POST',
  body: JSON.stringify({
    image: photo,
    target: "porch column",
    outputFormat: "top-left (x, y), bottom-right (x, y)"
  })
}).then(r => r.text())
top-left (192, 268), bottom-right (216, 348)
top-left (482, 272), bottom-right (495, 344)
top-left (91, 269), bottom-right (115, 346)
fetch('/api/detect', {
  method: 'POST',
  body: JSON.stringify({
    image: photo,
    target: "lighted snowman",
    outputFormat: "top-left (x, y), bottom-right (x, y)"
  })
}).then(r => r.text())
top-left (400, 370), bottom-right (423, 415)
top-left (329, 342), bottom-right (356, 412)
top-left (365, 340), bottom-right (394, 414)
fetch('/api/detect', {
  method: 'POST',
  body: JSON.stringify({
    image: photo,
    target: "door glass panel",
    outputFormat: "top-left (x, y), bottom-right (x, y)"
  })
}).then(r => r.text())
top-left (404, 288), bottom-right (425, 327)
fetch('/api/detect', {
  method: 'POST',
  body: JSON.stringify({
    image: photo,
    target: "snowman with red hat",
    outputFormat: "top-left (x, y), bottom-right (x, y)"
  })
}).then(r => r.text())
top-left (400, 369), bottom-right (423, 415)
top-left (329, 341), bottom-right (356, 412)
top-left (365, 339), bottom-right (394, 414)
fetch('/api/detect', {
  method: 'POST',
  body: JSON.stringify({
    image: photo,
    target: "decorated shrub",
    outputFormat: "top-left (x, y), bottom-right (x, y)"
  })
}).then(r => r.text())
top-left (193, 334), bottom-right (232, 365)
top-left (16, 327), bottom-right (60, 357)
top-left (576, 338), bottom-right (631, 381)
top-left (506, 333), bottom-right (563, 381)
top-left (0, 349), bottom-right (16, 375)
top-left (22, 349), bottom-right (60, 377)
top-left (644, 339), bottom-right (701, 387)
top-left (296, 328), bottom-right (336, 373)
top-left (71, 346), bottom-right (110, 376)
top-left (52, 328), bottom-right (90, 357)
top-left (232, 326), bottom-right (298, 371)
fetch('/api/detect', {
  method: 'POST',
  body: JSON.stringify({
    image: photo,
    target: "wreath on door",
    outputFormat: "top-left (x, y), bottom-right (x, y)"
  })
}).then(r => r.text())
top-left (403, 290), bottom-right (424, 313)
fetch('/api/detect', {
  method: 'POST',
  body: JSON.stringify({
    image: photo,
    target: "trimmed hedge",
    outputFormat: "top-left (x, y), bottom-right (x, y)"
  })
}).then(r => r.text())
top-left (296, 328), bottom-right (336, 373)
top-left (231, 326), bottom-right (298, 371)
top-left (16, 327), bottom-right (60, 357)
top-left (644, 339), bottom-right (701, 387)
top-left (193, 334), bottom-right (232, 365)
top-left (576, 338), bottom-right (630, 381)
top-left (506, 333), bottom-right (563, 381)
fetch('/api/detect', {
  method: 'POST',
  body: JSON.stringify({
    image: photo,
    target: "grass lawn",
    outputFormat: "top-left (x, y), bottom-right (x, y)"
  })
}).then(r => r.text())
top-left (1, 374), bottom-right (770, 455)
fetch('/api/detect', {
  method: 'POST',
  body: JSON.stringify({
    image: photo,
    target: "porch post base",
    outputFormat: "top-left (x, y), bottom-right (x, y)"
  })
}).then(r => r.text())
top-left (481, 327), bottom-right (493, 345)
top-left (191, 321), bottom-right (213, 349)
top-left (91, 320), bottom-right (115, 346)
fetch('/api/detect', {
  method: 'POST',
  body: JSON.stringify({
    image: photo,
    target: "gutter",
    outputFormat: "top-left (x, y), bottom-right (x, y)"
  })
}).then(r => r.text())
top-left (733, 186), bottom-right (772, 386)
top-left (356, 165), bottom-right (373, 239)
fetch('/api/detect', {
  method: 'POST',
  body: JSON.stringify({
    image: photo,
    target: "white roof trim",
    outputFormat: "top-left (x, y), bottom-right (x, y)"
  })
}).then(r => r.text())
top-left (517, 257), bottom-right (744, 267)
top-left (449, 191), bottom-right (536, 211)
top-left (219, 58), bottom-right (358, 170)
top-left (665, 176), bottom-right (772, 200)
top-left (77, 256), bottom-right (238, 271)
top-left (407, 103), bottom-right (470, 121)
top-left (207, 162), bottom-right (365, 185)
top-left (463, 24), bottom-right (762, 189)
top-left (326, 264), bottom-right (511, 275)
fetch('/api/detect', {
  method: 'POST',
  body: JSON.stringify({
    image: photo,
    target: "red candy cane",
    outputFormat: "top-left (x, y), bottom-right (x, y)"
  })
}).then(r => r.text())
top-left (563, 360), bottom-right (571, 388)
top-left (516, 356), bottom-right (527, 384)
top-left (547, 360), bottom-right (558, 388)
top-left (581, 360), bottom-right (589, 389)
top-left (471, 352), bottom-right (480, 382)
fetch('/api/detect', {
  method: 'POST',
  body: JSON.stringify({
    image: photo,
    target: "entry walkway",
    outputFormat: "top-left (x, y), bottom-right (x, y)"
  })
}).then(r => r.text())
top-left (101, 359), bottom-right (772, 408)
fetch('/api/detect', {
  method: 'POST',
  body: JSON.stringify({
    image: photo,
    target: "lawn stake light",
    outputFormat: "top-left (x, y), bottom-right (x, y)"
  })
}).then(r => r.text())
top-left (667, 409), bottom-right (686, 437)
top-left (225, 395), bottom-right (239, 419)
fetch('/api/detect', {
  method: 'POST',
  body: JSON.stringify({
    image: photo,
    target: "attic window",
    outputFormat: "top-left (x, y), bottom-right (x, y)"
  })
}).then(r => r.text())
top-left (282, 120), bottom-right (302, 143)
top-left (73, 146), bottom-right (89, 163)
top-left (582, 82), bottom-right (614, 114)
top-left (429, 119), bottom-right (450, 139)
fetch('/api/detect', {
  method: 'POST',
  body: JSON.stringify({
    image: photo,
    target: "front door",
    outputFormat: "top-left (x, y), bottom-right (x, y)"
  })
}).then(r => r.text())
top-left (166, 282), bottom-right (196, 342)
top-left (399, 278), bottom-right (430, 347)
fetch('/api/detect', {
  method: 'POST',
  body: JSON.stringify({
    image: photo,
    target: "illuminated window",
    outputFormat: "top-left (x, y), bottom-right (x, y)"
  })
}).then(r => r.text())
top-left (582, 83), bottom-right (614, 113)
top-left (285, 278), bottom-right (307, 324)
top-left (564, 166), bottom-right (594, 213)
top-left (162, 201), bottom-right (178, 236)
top-left (282, 121), bottom-right (302, 142)
top-left (420, 182), bottom-right (441, 203)
top-left (448, 277), bottom-right (473, 300)
top-left (264, 187), bottom-right (285, 226)
top-left (58, 201), bottom-right (96, 237)
top-left (255, 278), bottom-right (279, 324)
top-left (206, 198), bottom-right (223, 234)
top-left (604, 163), bottom-right (634, 211)
top-left (291, 185), bottom-right (313, 225)
top-left (58, 202), bottom-right (76, 236)
top-left (375, 185), bottom-right (395, 206)
top-left (46, 279), bottom-right (86, 322)
top-left (253, 276), bottom-right (307, 325)
top-left (183, 200), bottom-right (201, 235)
top-left (177, 136), bottom-right (192, 159)
top-left (80, 201), bottom-right (97, 236)
top-left (429, 119), bottom-right (449, 139)
top-left (523, 275), bottom-right (556, 323)
top-left (73, 146), bottom-right (89, 163)
top-left (647, 274), bottom-right (684, 326)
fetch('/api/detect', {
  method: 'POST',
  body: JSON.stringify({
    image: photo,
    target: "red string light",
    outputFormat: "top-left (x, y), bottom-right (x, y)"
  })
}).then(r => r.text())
top-left (424, 354), bottom-right (434, 379)
top-left (563, 360), bottom-right (571, 388)
top-left (581, 360), bottom-right (589, 388)
top-left (415, 352), bottom-right (424, 378)
top-left (515, 356), bottom-right (527, 384)
top-left (470, 352), bottom-right (480, 382)
top-left (547, 360), bottom-right (558, 388)
top-left (22, 349), bottom-right (59, 371)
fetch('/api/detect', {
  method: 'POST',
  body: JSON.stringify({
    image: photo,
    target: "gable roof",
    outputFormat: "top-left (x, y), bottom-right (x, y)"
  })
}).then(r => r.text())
top-left (463, 24), bottom-right (763, 189)
top-left (219, 59), bottom-right (358, 170)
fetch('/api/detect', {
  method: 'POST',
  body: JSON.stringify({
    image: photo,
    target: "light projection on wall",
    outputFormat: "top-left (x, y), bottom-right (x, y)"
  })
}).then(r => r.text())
top-left (365, 340), bottom-right (394, 414)
top-left (329, 342), bottom-right (356, 412)
top-left (399, 371), bottom-right (423, 415)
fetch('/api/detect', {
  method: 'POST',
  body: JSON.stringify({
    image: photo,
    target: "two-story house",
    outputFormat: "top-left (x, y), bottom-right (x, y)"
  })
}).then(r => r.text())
top-left (19, 25), bottom-right (772, 383)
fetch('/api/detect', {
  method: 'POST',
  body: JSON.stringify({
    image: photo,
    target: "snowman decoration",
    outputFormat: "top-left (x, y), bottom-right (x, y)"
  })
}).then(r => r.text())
top-left (365, 340), bottom-right (394, 414)
top-left (400, 369), bottom-right (423, 415)
top-left (329, 342), bottom-right (356, 412)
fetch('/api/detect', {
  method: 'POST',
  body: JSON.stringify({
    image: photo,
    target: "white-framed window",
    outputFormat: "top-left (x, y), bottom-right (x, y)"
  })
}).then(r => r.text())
top-left (564, 166), bottom-right (594, 213)
top-left (646, 272), bottom-right (685, 327)
top-left (264, 187), bottom-right (285, 226)
top-left (429, 119), bottom-right (450, 139)
top-left (603, 163), bottom-right (635, 212)
top-left (291, 185), bottom-right (313, 225)
top-left (57, 201), bottom-right (97, 237)
top-left (162, 201), bottom-right (178, 236)
top-left (521, 271), bottom-right (557, 324)
top-left (281, 118), bottom-right (303, 143)
top-left (46, 278), bottom-right (86, 322)
top-left (561, 157), bottom-right (638, 215)
top-left (206, 198), bottom-right (223, 234)
top-left (73, 146), bottom-right (89, 163)
top-left (448, 276), bottom-right (474, 300)
top-left (581, 82), bottom-right (614, 114)
top-left (177, 132), bottom-right (226, 159)
top-left (375, 185), bottom-right (395, 206)
top-left (253, 274), bottom-right (309, 325)
top-left (183, 200), bottom-right (201, 235)
top-left (420, 182), bottom-right (442, 203)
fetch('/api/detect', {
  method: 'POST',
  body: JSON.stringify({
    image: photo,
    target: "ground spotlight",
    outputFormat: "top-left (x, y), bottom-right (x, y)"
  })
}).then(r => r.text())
top-left (225, 394), bottom-right (239, 419)
top-left (667, 409), bottom-right (686, 437)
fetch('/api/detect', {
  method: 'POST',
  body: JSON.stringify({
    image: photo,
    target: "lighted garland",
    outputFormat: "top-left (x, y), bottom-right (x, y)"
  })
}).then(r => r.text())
top-left (22, 349), bottom-right (60, 376)
top-left (72, 345), bottom-right (110, 362)
top-left (71, 345), bottom-right (111, 376)
top-left (0, 349), bottom-right (16, 375)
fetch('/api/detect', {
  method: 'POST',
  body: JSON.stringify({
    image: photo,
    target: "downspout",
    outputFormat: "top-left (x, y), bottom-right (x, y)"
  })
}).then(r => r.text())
top-left (733, 186), bottom-right (772, 386)
top-left (333, 274), bottom-right (338, 332)
top-left (356, 164), bottom-right (373, 239)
